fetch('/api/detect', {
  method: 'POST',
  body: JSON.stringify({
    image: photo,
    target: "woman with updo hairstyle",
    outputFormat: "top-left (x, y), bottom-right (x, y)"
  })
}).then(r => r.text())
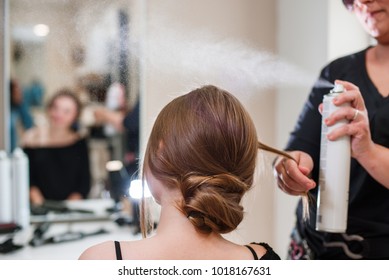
top-left (143, 85), bottom-right (258, 235)
top-left (80, 85), bottom-right (285, 260)
top-left (22, 88), bottom-right (91, 206)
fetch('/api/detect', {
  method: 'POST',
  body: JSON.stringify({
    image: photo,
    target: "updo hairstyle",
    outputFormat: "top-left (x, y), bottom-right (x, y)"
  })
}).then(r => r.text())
top-left (143, 85), bottom-right (259, 235)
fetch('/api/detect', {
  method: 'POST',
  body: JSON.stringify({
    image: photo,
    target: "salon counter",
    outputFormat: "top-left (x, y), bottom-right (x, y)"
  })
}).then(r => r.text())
top-left (0, 199), bottom-right (142, 260)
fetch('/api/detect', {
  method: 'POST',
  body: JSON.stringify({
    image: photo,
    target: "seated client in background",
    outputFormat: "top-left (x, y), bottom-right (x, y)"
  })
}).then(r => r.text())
top-left (79, 85), bottom-right (289, 260)
top-left (22, 88), bottom-right (91, 206)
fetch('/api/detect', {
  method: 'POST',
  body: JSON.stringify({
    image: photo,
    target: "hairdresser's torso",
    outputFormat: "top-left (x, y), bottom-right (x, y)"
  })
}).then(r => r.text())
top-left (289, 46), bottom-right (389, 259)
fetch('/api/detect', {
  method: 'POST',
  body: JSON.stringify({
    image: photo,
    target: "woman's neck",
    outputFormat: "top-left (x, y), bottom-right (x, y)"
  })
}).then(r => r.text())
top-left (48, 125), bottom-right (74, 139)
top-left (366, 45), bottom-right (389, 97)
top-left (38, 125), bottom-right (78, 147)
top-left (155, 202), bottom-right (196, 235)
top-left (153, 199), bottom-right (223, 242)
top-left (370, 44), bottom-right (389, 62)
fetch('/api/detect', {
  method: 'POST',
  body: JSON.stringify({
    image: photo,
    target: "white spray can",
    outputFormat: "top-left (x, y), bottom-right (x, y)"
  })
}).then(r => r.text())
top-left (0, 151), bottom-right (13, 223)
top-left (11, 148), bottom-right (30, 230)
top-left (316, 83), bottom-right (351, 233)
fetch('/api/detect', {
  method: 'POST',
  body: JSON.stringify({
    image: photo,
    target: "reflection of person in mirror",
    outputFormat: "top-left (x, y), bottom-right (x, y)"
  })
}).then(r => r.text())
top-left (10, 79), bottom-right (34, 151)
top-left (79, 85), bottom-right (287, 260)
top-left (94, 98), bottom-right (140, 176)
top-left (21, 88), bottom-right (91, 206)
top-left (102, 82), bottom-right (126, 137)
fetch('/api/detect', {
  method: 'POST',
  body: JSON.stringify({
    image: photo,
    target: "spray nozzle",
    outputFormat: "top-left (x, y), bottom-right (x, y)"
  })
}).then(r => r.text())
top-left (331, 83), bottom-right (344, 94)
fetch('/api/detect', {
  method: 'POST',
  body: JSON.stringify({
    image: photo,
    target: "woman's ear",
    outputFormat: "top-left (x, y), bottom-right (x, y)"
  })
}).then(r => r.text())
top-left (145, 171), bottom-right (161, 205)
top-left (158, 140), bottom-right (164, 153)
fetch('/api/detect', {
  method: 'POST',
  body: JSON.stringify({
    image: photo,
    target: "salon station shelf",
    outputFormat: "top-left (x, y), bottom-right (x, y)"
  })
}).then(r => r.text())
top-left (30, 199), bottom-right (116, 224)
top-left (0, 199), bottom-right (141, 260)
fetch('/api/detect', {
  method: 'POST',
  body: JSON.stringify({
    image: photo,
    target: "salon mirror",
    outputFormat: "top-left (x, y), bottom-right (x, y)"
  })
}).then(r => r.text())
top-left (9, 0), bottom-right (142, 201)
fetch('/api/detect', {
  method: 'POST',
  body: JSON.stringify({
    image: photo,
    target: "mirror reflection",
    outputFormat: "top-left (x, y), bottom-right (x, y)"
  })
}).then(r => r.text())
top-left (9, 0), bottom-right (141, 206)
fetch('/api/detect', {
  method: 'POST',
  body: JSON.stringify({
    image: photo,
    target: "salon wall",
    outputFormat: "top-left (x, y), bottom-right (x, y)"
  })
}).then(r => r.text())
top-left (10, 0), bottom-right (76, 99)
top-left (10, 0), bottom-right (136, 102)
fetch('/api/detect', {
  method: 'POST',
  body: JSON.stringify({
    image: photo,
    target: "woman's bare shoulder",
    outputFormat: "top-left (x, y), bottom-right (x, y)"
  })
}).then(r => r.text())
top-left (21, 126), bottom-right (81, 148)
top-left (79, 239), bottom-right (150, 260)
top-left (78, 241), bottom-right (118, 260)
top-left (21, 127), bottom-right (42, 148)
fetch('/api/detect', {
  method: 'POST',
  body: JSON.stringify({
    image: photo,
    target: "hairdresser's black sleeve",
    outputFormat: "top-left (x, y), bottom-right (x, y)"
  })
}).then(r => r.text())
top-left (123, 100), bottom-right (140, 154)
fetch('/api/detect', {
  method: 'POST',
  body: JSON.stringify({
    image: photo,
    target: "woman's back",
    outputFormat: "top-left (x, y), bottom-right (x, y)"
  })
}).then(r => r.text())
top-left (80, 219), bottom-right (279, 260)
top-left (79, 85), bottom-right (283, 260)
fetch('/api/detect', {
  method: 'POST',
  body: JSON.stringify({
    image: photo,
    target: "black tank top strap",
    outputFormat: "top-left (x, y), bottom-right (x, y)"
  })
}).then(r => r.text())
top-left (114, 241), bottom-right (123, 260)
top-left (244, 245), bottom-right (259, 260)
top-left (247, 242), bottom-right (281, 260)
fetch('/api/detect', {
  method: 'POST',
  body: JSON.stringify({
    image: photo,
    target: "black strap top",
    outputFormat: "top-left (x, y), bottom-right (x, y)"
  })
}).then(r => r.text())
top-left (114, 241), bottom-right (280, 260)
top-left (114, 241), bottom-right (123, 260)
top-left (247, 242), bottom-right (281, 260)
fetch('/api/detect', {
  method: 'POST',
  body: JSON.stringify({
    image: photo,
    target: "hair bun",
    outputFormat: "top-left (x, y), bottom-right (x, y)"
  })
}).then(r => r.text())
top-left (180, 173), bottom-right (249, 234)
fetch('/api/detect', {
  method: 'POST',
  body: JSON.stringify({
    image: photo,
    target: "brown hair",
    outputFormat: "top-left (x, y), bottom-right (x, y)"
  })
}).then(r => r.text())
top-left (141, 85), bottom-right (296, 237)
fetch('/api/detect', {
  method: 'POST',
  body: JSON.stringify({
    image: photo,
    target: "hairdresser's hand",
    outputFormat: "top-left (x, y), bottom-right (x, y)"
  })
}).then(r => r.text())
top-left (273, 151), bottom-right (316, 196)
top-left (30, 186), bottom-right (45, 206)
top-left (67, 192), bottom-right (83, 200)
top-left (94, 107), bottom-right (125, 132)
top-left (93, 107), bottom-right (111, 124)
top-left (321, 80), bottom-right (374, 160)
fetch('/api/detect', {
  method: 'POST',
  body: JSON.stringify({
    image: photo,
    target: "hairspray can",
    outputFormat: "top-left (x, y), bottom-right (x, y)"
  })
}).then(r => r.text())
top-left (0, 151), bottom-right (13, 223)
top-left (11, 148), bottom-right (30, 230)
top-left (316, 83), bottom-right (351, 233)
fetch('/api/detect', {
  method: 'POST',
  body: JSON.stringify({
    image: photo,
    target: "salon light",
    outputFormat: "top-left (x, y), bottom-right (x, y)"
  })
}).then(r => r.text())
top-left (129, 179), bottom-right (152, 200)
top-left (33, 24), bottom-right (50, 37)
top-left (105, 160), bottom-right (129, 203)
top-left (105, 160), bottom-right (123, 172)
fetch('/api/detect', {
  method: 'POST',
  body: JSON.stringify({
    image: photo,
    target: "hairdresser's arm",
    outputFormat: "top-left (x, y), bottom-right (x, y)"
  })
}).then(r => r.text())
top-left (94, 107), bottom-right (125, 132)
top-left (355, 144), bottom-right (389, 189)
top-left (273, 151), bottom-right (316, 195)
top-left (326, 80), bottom-right (389, 188)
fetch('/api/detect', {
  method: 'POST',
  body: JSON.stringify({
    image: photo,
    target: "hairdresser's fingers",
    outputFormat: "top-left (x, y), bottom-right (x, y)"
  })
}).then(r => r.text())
top-left (326, 111), bottom-right (375, 161)
top-left (324, 106), bottom-right (364, 126)
top-left (283, 155), bottom-right (316, 190)
top-left (274, 157), bottom-right (305, 195)
top-left (294, 151), bottom-right (315, 176)
top-left (334, 80), bottom-right (359, 91)
top-left (332, 80), bottom-right (366, 110)
top-left (274, 156), bottom-right (315, 195)
top-left (327, 123), bottom-right (358, 140)
top-left (275, 164), bottom-right (309, 196)
top-left (327, 106), bottom-right (369, 139)
top-left (275, 172), bottom-right (303, 196)
top-left (93, 107), bottom-right (108, 123)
